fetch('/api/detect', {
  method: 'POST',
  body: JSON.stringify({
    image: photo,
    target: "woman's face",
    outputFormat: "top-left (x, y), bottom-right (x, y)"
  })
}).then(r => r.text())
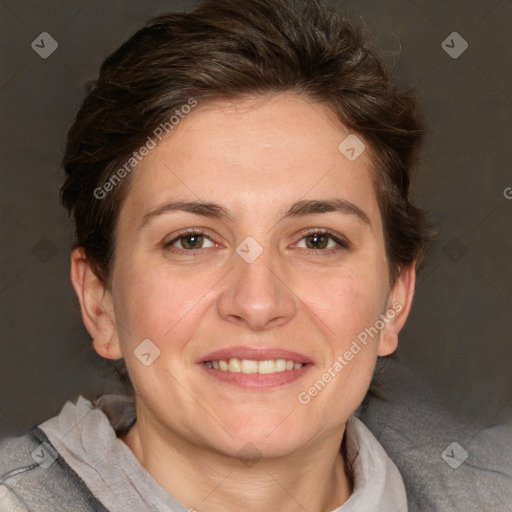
top-left (82, 93), bottom-right (414, 458)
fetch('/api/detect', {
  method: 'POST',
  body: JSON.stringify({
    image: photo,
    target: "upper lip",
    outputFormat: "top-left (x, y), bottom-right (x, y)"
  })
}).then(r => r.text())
top-left (199, 346), bottom-right (313, 364)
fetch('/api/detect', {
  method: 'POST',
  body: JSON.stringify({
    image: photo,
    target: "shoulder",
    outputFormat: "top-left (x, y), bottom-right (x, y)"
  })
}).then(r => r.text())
top-left (0, 427), bottom-right (107, 512)
top-left (359, 359), bottom-right (512, 512)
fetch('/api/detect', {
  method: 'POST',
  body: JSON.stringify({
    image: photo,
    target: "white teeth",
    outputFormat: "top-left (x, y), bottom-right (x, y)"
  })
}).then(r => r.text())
top-left (205, 358), bottom-right (305, 374)
top-left (275, 359), bottom-right (286, 372)
top-left (258, 360), bottom-right (276, 374)
top-left (241, 359), bottom-right (258, 373)
top-left (228, 358), bottom-right (241, 372)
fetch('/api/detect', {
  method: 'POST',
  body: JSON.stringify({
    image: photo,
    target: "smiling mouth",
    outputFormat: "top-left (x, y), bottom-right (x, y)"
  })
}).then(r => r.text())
top-left (203, 358), bottom-right (305, 374)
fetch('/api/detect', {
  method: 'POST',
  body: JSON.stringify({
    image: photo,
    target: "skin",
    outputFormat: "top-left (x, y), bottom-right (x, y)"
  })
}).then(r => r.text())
top-left (71, 93), bottom-right (416, 512)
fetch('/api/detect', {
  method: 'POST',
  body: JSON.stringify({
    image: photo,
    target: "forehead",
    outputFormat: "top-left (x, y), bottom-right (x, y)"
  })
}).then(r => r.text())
top-left (120, 93), bottom-right (380, 225)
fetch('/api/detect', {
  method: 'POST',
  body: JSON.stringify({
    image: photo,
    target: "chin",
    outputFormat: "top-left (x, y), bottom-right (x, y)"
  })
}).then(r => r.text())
top-left (215, 415), bottom-right (312, 456)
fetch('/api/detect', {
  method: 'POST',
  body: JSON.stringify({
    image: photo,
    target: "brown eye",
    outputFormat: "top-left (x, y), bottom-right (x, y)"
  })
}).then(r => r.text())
top-left (164, 231), bottom-right (215, 251)
top-left (179, 234), bottom-right (205, 249)
top-left (304, 233), bottom-right (330, 250)
top-left (294, 230), bottom-right (350, 254)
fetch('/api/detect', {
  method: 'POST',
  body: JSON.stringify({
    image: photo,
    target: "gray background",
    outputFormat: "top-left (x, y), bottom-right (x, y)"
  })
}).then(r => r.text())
top-left (1, 0), bottom-right (511, 438)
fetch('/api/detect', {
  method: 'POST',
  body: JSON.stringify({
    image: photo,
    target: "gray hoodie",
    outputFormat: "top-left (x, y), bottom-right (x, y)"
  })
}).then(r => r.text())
top-left (0, 393), bottom-right (407, 512)
top-left (1, 360), bottom-right (510, 511)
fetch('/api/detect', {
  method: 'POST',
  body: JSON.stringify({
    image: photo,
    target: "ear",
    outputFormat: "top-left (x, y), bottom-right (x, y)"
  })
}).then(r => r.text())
top-left (70, 247), bottom-right (123, 360)
top-left (377, 261), bottom-right (416, 356)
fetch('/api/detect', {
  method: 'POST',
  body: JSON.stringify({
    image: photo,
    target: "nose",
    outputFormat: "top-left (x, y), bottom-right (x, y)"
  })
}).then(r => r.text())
top-left (216, 247), bottom-right (297, 331)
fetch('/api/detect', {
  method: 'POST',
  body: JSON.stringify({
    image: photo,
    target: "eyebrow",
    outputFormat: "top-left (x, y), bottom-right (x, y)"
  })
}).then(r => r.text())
top-left (282, 199), bottom-right (371, 226)
top-left (139, 198), bottom-right (371, 230)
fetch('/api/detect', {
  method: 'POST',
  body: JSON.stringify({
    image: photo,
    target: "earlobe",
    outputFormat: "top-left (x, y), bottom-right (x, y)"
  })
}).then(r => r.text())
top-left (377, 262), bottom-right (416, 356)
top-left (70, 248), bottom-right (123, 360)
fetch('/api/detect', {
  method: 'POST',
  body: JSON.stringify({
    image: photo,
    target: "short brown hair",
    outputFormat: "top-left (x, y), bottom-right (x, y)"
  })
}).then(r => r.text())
top-left (61, 0), bottom-right (434, 286)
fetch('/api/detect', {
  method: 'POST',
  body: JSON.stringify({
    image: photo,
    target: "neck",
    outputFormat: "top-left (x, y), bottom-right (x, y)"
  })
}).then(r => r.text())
top-left (120, 408), bottom-right (353, 512)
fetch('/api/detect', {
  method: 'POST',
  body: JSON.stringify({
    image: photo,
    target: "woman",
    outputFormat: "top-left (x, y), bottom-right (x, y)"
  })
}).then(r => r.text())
top-left (1, 0), bottom-right (510, 511)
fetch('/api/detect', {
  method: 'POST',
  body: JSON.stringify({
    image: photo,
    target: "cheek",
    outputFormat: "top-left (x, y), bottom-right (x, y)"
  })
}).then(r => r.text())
top-left (113, 261), bottom-right (218, 351)
top-left (111, 267), bottom-right (208, 401)
top-left (294, 263), bottom-right (388, 351)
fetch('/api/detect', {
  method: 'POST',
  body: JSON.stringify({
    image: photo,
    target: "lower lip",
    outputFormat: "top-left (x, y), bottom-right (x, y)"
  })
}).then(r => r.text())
top-left (199, 364), bottom-right (312, 389)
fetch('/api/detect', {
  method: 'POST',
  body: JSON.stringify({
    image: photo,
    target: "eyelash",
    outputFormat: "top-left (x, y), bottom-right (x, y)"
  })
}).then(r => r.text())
top-left (163, 228), bottom-right (350, 257)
